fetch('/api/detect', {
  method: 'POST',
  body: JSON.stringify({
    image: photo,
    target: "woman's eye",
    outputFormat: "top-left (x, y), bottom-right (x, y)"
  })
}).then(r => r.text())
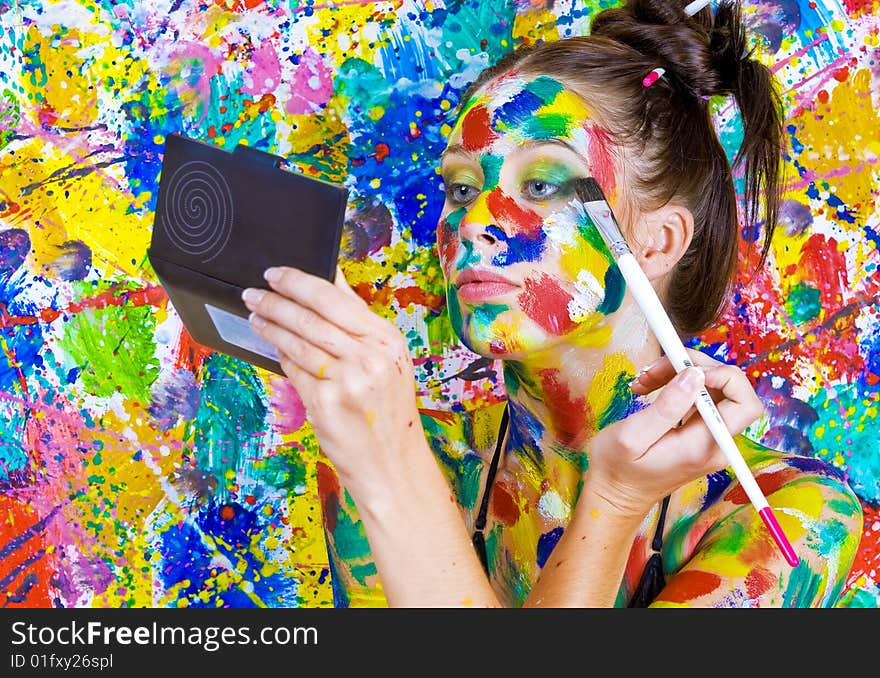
top-left (445, 183), bottom-right (478, 204)
top-left (523, 179), bottom-right (560, 200)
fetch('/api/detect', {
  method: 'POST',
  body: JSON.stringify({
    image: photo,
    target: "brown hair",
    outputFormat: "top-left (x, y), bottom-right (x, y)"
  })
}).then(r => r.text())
top-left (456, 0), bottom-right (785, 336)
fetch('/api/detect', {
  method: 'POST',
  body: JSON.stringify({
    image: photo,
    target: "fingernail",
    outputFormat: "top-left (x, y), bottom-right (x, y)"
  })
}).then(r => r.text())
top-left (264, 267), bottom-right (282, 283)
top-left (248, 312), bottom-right (266, 330)
top-left (242, 288), bottom-right (265, 306)
top-left (638, 358), bottom-right (662, 375)
top-left (679, 367), bottom-right (704, 391)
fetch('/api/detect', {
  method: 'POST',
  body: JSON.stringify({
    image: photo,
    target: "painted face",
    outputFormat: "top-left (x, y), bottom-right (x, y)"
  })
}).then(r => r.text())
top-left (437, 73), bottom-right (626, 358)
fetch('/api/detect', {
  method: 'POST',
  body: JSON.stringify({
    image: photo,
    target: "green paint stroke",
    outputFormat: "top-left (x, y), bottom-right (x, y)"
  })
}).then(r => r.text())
top-left (192, 353), bottom-right (267, 497)
top-left (58, 298), bottom-right (159, 403)
top-left (807, 516), bottom-right (851, 559)
top-left (576, 210), bottom-right (616, 266)
top-left (422, 415), bottom-right (483, 511)
top-left (331, 500), bottom-right (375, 585)
top-left (472, 302), bottom-right (508, 344)
top-left (253, 444), bottom-right (307, 494)
top-left (447, 287), bottom-right (464, 335)
top-left (481, 154), bottom-right (504, 190)
top-left (785, 282), bottom-right (821, 324)
top-left (446, 207), bottom-right (465, 232)
top-left (426, 307), bottom-right (457, 350)
top-left (521, 113), bottom-right (572, 140)
top-left (781, 561), bottom-right (823, 607)
top-left (596, 369), bottom-right (637, 430)
top-left (524, 76), bottom-right (565, 105)
top-left (597, 263), bottom-right (625, 315)
top-left (0, 89), bottom-right (21, 151)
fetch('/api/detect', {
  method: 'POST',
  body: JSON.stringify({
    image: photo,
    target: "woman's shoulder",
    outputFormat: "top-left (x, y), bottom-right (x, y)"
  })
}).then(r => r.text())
top-left (696, 433), bottom-right (864, 536)
top-left (734, 433), bottom-right (861, 499)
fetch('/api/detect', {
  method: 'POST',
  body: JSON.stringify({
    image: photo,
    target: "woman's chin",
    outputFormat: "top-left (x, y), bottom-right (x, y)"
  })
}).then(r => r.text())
top-left (455, 332), bottom-right (538, 362)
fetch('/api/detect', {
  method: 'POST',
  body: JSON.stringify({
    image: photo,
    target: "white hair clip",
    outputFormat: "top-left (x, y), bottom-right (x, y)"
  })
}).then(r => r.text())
top-left (683, 0), bottom-right (712, 16)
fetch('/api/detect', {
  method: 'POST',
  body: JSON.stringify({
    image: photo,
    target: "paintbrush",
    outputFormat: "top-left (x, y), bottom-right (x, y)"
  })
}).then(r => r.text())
top-left (574, 176), bottom-right (800, 567)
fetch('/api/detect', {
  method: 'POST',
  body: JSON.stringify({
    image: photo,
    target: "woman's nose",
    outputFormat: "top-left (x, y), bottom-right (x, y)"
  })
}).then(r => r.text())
top-left (458, 193), bottom-right (505, 251)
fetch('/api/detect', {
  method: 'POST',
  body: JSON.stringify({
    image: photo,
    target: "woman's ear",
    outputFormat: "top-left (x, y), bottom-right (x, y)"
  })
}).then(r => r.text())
top-left (629, 204), bottom-right (694, 282)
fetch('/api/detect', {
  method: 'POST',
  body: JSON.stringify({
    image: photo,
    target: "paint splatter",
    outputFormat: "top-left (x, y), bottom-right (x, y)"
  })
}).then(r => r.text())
top-left (0, 0), bottom-right (877, 609)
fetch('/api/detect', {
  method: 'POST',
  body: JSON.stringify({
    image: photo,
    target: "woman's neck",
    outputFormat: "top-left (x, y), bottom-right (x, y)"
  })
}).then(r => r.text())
top-left (501, 296), bottom-right (661, 457)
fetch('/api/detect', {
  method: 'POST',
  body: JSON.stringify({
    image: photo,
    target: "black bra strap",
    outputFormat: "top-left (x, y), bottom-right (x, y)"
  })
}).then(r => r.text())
top-left (472, 403), bottom-right (509, 573)
top-left (628, 494), bottom-right (671, 608)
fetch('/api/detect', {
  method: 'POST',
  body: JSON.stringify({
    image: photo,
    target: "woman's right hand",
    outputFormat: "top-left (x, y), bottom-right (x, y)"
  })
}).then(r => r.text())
top-left (582, 347), bottom-right (765, 517)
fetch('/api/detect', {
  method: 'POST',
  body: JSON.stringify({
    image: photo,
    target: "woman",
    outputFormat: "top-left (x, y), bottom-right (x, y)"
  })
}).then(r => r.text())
top-left (241, 0), bottom-right (863, 607)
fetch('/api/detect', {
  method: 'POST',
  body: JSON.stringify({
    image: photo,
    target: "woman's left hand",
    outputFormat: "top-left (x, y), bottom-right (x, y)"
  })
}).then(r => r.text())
top-left (242, 265), bottom-right (427, 503)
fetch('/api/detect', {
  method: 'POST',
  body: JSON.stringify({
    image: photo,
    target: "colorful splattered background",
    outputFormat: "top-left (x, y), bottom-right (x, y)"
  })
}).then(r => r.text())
top-left (0, 0), bottom-right (878, 609)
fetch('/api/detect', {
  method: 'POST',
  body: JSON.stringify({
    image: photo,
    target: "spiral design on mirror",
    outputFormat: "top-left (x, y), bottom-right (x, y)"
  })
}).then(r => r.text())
top-left (161, 161), bottom-right (234, 262)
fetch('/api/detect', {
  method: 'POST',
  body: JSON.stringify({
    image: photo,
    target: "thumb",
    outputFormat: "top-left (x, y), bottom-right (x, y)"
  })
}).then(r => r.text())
top-left (625, 367), bottom-right (705, 451)
top-left (334, 264), bottom-right (362, 299)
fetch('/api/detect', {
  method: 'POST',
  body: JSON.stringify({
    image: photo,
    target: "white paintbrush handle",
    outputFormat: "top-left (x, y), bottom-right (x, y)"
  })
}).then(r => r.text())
top-left (617, 253), bottom-right (770, 510)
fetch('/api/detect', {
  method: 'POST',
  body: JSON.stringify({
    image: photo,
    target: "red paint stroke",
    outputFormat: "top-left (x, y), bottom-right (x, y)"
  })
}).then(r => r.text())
top-left (723, 468), bottom-right (799, 505)
top-left (842, 0), bottom-right (875, 18)
top-left (623, 533), bottom-right (649, 589)
top-left (373, 142), bottom-right (390, 163)
top-left (173, 326), bottom-right (214, 373)
top-left (657, 570), bottom-right (722, 603)
top-left (393, 286), bottom-right (444, 311)
top-left (0, 283), bottom-right (167, 329)
top-left (417, 408), bottom-right (457, 426)
top-left (460, 105), bottom-right (498, 153)
top-left (789, 234), bottom-right (850, 309)
top-left (316, 461), bottom-right (341, 533)
top-left (437, 218), bottom-right (458, 267)
top-left (518, 274), bottom-right (577, 336)
top-left (745, 565), bottom-right (776, 599)
top-left (0, 498), bottom-right (60, 607)
top-left (487, 188), bottom-right (543, 237)
top-left (584, 123), bottom-right (617, 198)
top-left (353, 282), bottom-right (395, 310)
top-left (537, 368), bottom-right (588, 447)
top-left (490, 482), bottom-right (520, 526)
top-left (844, 501), bottom-right (879, 595)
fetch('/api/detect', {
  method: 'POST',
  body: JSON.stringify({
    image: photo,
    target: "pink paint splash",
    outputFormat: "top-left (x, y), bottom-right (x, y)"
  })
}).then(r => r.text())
top-left (165, 43), bottom-right (225, 125)
top-left (268, 377), bottom-right (307, 434)
top-left (243, 42), bottom-right (282, 96)
top-left (285, 48), bottom-right (334, 116)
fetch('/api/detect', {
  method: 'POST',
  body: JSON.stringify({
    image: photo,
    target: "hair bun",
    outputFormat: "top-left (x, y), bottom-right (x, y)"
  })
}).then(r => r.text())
top-left (589, 0), bottom-right (748, 99)
top-left (708, 1), bottom-right (750, 91)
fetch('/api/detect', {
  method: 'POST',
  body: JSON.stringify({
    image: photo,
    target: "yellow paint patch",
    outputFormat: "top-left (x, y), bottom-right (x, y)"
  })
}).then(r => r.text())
top-left (771, 483), bottom-right (825, 524)
top-left (587, 352), bottom-right (631, 419)
top-left (21, 25), bottom-right (98, 129)
top-left (512, 8), bottom-right (560, 46)
top-left (794, 67), bottom-right (880, 227)
top-left (472, 401), bottom-right (507, 451)
top-left (305, 3), bottom-right (397, 66)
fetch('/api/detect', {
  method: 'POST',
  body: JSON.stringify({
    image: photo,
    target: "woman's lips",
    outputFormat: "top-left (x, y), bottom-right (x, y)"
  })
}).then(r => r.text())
top-left (455, 268), bottom-right (519, 303)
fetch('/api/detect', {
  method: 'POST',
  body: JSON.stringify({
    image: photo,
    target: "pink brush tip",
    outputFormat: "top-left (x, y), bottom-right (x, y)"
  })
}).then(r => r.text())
top-left (759, 507), bottom-right (800, 567)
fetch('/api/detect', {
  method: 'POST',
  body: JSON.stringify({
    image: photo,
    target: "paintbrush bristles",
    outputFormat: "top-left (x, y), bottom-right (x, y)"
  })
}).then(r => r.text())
top-left (574, 178), bottom-right (631, 258)
top-left (574, 177), bottom-right (605, 203)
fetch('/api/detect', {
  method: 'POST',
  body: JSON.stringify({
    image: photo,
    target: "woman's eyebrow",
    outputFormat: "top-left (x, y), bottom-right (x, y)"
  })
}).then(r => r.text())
top-left (513, 138), bottom-right (582, 157)
top-left (440, 144), bottom-right (471, 162)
